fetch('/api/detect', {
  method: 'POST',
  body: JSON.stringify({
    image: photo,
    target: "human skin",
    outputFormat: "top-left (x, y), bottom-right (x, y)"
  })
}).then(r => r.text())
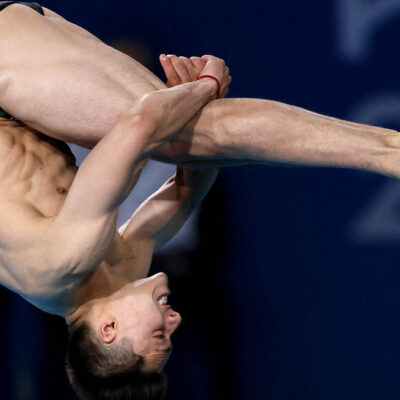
top-left (0, 119), bottom-right (217, 372)
top-left (0, 4), bottom-right (399, 176)
top-left (0, 58), bottom-right (228, 312)
top-left (0, 69), bottom-right (224, 370)
top-left (0, 2), bottom-right (397, 375)
top-left (0, 4), bottom-right (231, 371)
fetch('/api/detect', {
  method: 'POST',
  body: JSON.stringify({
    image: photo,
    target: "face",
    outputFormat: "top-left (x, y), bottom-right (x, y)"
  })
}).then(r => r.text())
top-left (99, 272), bottom-right (182, 372)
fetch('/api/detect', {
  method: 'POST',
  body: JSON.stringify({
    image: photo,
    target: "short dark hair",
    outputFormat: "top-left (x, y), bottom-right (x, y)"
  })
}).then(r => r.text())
top-left (65, 322), bottom-right (168, 400)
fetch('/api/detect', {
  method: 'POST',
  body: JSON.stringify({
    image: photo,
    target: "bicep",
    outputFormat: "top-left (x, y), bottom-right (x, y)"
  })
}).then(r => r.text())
top-left (0, 200), bottom-right (114, 285)
top-left (119, 178), bottom-right (194, 249)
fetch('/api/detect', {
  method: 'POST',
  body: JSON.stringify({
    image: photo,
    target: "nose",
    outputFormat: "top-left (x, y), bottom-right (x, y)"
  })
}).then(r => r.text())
top-left (155, 272), bottom-right (168, 284)
top-left (166, 309), bottom-right (182, 331)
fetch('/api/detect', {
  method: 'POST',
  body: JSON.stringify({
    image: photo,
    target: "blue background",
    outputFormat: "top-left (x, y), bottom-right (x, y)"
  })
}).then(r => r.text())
top-left (1, 0), bottom-right (400, 399)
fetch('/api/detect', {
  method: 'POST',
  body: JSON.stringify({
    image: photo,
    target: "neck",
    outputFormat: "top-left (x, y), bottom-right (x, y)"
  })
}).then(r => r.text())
top-left (65, 232), bottom-right (137, 323)
top-left (65, 262), bottom-right (129, 325)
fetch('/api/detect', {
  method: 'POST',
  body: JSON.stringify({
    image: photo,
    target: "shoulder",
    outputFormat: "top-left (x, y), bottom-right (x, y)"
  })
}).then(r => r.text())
top-left (0, 199), bottom-right (81, 305)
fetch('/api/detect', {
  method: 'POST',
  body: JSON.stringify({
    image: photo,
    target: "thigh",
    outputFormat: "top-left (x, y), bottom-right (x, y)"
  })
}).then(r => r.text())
top-left (0, 4), bottom-right (166, 146)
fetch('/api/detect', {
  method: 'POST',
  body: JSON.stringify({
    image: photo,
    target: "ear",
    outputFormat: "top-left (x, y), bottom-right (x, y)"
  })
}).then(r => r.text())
top-left (98, 320), bottom-right (117, 344)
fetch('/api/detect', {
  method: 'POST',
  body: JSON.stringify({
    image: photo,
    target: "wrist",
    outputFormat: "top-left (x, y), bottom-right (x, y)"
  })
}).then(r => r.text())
top-left (197, 75), bottom-right (220, 99)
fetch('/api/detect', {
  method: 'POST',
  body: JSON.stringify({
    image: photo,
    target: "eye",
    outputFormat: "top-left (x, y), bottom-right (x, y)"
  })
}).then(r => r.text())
top-left (155, 334), bottom-right (165, 339)
top-left (153, 331), bottom-right (165, 339)
top-left (158, 295), bottom-right (169, 306)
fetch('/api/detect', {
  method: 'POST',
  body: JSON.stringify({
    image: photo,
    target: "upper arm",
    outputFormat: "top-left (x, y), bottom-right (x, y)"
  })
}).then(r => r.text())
top-left (41, 113), bottom-right (156, 276)
top-left (120, 168), bottom-right (218, 246)
top-left (0, 199), bottom-right (113, 292)
top-left (118, 169), bottom-right (213, 250)
top-left (118, 177), bottom-right (188, 249)
top-left (0, 111), bottom-right (157, 285)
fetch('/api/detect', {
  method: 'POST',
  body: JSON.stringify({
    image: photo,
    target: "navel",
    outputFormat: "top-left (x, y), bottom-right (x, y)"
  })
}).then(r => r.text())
top-left (56, 186), bottom-right (67, 195)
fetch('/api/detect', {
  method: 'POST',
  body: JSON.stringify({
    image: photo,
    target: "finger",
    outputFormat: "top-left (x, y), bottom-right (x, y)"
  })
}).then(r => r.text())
top-left (190, 56), bottom-right (206, 74)
top-left (179, 56), bottom-right (198, 81)
top-left (159, 54), bottom-right (181, 87)
top-left (201, 54), bottom-right (213, 61)
top-left (169, 55), bottom-right (191, 83)
top-left (201, 54), bottom-right (224, 64)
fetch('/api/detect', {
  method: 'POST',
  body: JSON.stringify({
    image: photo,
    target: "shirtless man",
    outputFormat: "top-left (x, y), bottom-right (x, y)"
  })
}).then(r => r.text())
top-left (0, 44), bottom-right (230, 400)
top-left (0, 3), bottom-right (399, 400)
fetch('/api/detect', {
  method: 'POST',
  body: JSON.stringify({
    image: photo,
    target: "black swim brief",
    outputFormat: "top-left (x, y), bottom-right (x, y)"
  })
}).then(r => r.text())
top-left (0, 108), bottom-right (17, 121)
top-left (0, 1), bottom-right (44, 15)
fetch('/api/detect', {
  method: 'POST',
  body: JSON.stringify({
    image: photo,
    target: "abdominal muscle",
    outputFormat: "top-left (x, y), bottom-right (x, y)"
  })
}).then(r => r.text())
top-left (0, 120), bottom-right (78, 217)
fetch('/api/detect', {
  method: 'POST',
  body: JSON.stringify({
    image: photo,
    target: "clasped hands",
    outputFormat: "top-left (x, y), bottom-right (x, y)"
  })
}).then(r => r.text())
top-left (160, 54), bottom-right (232, 98)
top-left (159, 53), bottom-right (231, 189)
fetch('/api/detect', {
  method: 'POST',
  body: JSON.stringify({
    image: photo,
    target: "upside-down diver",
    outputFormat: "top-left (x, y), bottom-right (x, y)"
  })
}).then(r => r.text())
top-left (0, 2), bottom-right (399, 399)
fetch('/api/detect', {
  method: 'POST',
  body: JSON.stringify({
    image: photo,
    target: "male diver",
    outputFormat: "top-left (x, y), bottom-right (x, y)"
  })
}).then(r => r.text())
top-left (0, 2), bottom-right (399, 399)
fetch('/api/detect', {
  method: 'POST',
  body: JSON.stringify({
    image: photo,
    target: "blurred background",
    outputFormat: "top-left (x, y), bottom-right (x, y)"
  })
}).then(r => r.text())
top-left (1, 0), bottom-right (400, 399)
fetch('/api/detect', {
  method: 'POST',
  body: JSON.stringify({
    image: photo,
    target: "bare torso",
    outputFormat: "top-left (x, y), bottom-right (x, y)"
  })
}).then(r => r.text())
top-left (0, 120), bottom-right (77, 216)
top-left (0, 4), bottom-right (218, 316)
top-left (0, 118), bottom-right (131, 315)
top-left (0, 4), bottom-right (173, 316)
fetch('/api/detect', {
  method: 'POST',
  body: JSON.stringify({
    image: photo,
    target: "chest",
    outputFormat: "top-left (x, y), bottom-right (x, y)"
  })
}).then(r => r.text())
top-left (0, 126), bottom-right (78, 216)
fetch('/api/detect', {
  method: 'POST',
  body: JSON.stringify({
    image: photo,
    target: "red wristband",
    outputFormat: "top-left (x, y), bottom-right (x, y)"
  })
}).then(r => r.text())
top-left (197, 75), bottom-right (221, 98)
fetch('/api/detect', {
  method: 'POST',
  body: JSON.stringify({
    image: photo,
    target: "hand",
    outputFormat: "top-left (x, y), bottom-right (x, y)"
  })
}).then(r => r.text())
top-left (198, 55), bottom-right (232, 98)
top-left (160, 54), bottom-right (206, 87)
top-left (160, 54), bottom-right (232, 98)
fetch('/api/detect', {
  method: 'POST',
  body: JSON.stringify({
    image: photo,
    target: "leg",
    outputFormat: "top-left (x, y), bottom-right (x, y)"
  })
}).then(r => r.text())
top-left (161, 98), bottom-right (400, 177)
top-left (0, 4), bottom-right (165, 146)
top-left (0, 5), bottom-right (398, 177)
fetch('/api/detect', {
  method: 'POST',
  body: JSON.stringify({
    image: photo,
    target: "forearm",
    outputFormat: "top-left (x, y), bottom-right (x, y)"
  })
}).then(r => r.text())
top-left (157, 98), bottom-right (400, 176)
top-left (49, 114), bottom-right (153, 275)
top-left (50, 84), bottom-right (218, 274)
top-left (120, 168), bottom-right (217, 249)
